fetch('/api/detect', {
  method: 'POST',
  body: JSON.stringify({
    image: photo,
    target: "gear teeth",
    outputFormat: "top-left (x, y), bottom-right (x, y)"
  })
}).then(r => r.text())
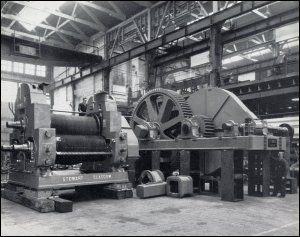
top-left (192, 115), bottom-right (215, 137)
top-left (131, 88), bottom-right (193, 139)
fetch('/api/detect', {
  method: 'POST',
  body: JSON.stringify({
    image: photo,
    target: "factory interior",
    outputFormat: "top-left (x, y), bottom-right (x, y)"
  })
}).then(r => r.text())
top-left (1, 1), bottom-right (299, 236)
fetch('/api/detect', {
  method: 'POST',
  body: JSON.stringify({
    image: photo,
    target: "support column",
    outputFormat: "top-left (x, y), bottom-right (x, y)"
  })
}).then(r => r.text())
top-left (156, 71), bottom-right (163, 88)
top-left (284, 137), bottom-right (291, 176)
top-left (147, 8), bottom-right (151, 41)
top-left (180, 150), bottom-right (190, 175)
top-left (48, 65), bottom-right (55, 108)
top-left (209, 23), bottom-right (223, 87)
top-left (151, 150), bottom-right (160, 170)
top-left (271, 39), bottom-right (280, 58)
top-left (103, 68), bottom-right (111, 94)
top-left (189, 151), bottom-right (205, 193)
top-left (221, 150), bottom-right (244, 201)
top-left (145, 51), bottom-right (157, 90)
top-left (71, 82), bottom-right (76, 113)
top-left (212, 1), bottom-right (219, 13)
top-left (127, 156), bottom-right (140, 186)
top-left (248, 151), bottom-right (271, 197)
top-left (126, 60), bottom-right (132, 107)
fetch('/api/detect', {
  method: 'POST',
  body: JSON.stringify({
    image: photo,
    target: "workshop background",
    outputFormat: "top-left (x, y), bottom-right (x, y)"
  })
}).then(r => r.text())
top-left (1, 1), bottom-right (299, 236)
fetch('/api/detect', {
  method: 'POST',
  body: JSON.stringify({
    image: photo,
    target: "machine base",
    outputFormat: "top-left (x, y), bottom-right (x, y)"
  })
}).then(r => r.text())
top-left (8, 170), bottom-right (130, 189)
top-left (75, 182), bottom-right (133, 199)
top-left (2, 177), bottom-right (133, 213)
top-left (1, 184), bottom-right (56, 213)
top-left (102, 187), bottom-right (133, 199)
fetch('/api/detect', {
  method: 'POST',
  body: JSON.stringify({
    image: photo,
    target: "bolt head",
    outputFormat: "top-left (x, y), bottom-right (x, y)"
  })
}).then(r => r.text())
top-left (45, 131), bottom-right (52, 138)
top-left (45, 159), bottom-right (52, 165)
top-left (120, 133), bottom-right (127, 140)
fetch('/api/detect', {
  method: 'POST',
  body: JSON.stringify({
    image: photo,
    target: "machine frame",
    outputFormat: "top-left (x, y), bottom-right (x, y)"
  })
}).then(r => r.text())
top-left (1, 83), bottom-right (139, 212)
top-left (131, 87), bottom-right (291, 201)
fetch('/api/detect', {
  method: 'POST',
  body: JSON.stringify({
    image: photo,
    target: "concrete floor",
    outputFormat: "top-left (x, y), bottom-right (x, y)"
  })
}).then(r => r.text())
top-left (1, 189), bottom-right (299, 236)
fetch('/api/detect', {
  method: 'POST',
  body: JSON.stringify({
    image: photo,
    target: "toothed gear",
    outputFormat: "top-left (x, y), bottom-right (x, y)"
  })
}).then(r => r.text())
top-left (192, 115), bottom-right (215, 137)
top-left (131, 88), bottom-right (192, 139)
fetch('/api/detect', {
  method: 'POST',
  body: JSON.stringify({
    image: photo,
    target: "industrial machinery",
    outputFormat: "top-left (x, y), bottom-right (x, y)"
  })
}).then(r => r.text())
top-left (131, 87), bottom-right (293, 201)
top-left (1, 83), bottom-right (139, 212)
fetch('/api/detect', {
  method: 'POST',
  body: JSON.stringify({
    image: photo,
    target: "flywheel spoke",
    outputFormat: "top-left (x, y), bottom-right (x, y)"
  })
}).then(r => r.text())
top-left (158, 98), bottom-right (172, 122)
top-left (145, 97), bottom-right (158, 121)
top-left (133, 116), bottom-right (146, 125)
top-left (161, 117), bottom-right (182, 131)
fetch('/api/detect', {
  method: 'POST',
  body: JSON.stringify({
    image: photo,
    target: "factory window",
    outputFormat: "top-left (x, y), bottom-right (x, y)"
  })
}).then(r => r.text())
top-left (1, 80), bottom-right (18, 102)
top-left (13, 62), bottom-right (24, 74)
top-left (1, 60), bottom-right (12, 72)
top-left (36, 65), bottom-right (46, 77)
top-left (25, 63), bottom-right (36, 75)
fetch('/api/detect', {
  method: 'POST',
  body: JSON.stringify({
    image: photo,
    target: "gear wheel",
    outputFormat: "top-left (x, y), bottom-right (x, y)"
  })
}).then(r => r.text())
top-left (131, 88), bottom-right (192, 139)
top-left (192, 115), bottom-right (215, 137)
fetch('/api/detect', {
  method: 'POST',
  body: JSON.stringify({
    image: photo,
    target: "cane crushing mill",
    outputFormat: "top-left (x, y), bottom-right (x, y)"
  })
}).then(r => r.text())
top-left (1, 83), bottom-right (139, 212)
top-left (1, 83), bottom-right (293, 210)
top-left (131, 87), bottom-right (292, 201)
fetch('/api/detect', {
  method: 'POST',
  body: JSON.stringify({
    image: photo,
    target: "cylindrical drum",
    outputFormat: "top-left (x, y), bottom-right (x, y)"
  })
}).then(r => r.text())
top-left (56, 135), bottom-right (106, 152)
top-left (55, 135), bottom-right (108, 165)
top-left (51, 114), bottom-right (99, 136)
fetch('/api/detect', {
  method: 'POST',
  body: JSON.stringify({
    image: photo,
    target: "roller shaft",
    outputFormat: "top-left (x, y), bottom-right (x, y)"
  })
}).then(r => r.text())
top-left (56, 135), bottom-right (107, 152)
top-left (55, 135), bottom-right (109, 165)
top-left (6, 121), bottom-right (22, 129)
top-left (51, 114), bottom-right (99, 136)
top-left (1, 144), bottom-right (30, 152)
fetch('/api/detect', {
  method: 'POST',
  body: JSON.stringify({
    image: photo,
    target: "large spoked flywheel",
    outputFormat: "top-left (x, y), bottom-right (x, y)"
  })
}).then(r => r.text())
top-left (131, 88), bottom-right (192, 139)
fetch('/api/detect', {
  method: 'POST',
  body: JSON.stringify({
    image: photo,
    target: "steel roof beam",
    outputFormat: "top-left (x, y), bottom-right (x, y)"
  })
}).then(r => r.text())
top-left (56, 32), bottom-right (74, 47)
top-left (133, 1), bottom-right (153, 8)
top-left (10, 1), bottom-right (105, 31)
top-left (108, 1), bottom-right (126, 17)
top-left (44, 4), bottom-right (82, 40)
top-left (103, 1), bottom-right (272, 66)
top-left (2, 14), bottom-right (88, 41)
top-left (253, 9), bottom-right (269, 19)
top-left (197, 1), bottom-right (209, 16)
top-left (69, 21), bottom-right (87, 38)
top-left (77, 1), bottom-right (126, 21)
top-left (1, 26), bottom-right (74, 50)
top-left (44, 19), bottom-right (72, 40)
top-left (78, 3), bottom-right (106, 30)
top-left (52, 1), bottom-right (284, 89)
top-left (1, 34), bottom-right (103, 66)
top-left (155, 8), bottom-right (299, 66)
